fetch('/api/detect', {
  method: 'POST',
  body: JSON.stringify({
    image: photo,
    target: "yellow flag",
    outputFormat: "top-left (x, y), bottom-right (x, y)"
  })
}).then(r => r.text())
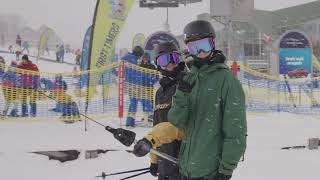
top-left (87, 0), bottom-right (134, 102)
top-left (37, 28), bottom-right (53, 60)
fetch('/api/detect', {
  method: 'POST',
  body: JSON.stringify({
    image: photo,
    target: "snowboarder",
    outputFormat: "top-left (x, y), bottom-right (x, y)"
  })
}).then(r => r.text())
top-left (133, 20), bottom-right (247, 180)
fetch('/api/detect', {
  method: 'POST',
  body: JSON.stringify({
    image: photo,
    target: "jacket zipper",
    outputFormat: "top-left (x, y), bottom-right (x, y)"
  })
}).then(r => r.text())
top-left (185, 73), bottom-right (201, 178)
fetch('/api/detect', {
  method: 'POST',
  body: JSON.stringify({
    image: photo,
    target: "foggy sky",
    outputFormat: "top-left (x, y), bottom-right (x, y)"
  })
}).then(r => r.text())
top-left (0, 0), bottom-right (317, 48)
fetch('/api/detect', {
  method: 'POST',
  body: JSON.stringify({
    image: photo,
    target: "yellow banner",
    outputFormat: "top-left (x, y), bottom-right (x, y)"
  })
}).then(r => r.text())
top-left (37, 28), bottom-right (53, 60)
top-left (88, 0), bottom-right (134, 101)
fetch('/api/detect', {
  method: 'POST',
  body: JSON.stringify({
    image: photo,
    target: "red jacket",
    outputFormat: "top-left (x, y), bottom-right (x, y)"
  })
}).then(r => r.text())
top-left (231, 61), bottom-right (238, 77)
top-left (17, 61), bottom-right (40, 88)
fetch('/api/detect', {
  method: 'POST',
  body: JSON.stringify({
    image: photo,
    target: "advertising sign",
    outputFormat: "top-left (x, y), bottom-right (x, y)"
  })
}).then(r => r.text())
top-left (279, 31), bottom-right (312, 77)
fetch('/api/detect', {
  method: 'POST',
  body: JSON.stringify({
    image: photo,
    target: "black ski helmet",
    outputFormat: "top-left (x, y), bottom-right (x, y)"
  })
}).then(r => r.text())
top-left (154, 42), bottom-right (179, 58)
top-left (132, 45), bottom-right (144, 58)
top-left (183, 20), bottom-right (216, 43)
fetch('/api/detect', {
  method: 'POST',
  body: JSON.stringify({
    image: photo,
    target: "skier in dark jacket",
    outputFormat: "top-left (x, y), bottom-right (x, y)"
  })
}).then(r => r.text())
top-left (147, 42), bottom-right (185, 180)
top-left (139, 52), bottom-right (159, 122)
top-left (133, 20), bottom-right (247, 180)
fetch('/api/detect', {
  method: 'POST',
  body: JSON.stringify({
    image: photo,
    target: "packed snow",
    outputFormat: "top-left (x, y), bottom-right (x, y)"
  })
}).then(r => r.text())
top-left (0, 112), bottom-right (320, 180)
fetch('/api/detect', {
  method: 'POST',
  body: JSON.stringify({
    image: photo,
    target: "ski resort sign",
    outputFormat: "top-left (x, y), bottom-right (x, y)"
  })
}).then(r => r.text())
top-left (279, 30), bottom-right (312, 76)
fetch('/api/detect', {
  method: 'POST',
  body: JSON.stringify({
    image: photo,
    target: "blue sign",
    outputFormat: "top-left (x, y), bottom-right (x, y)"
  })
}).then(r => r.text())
top-left (279, 48), bottom-right (311, 74)
top-left (279, 31), bottom-right (312, 75)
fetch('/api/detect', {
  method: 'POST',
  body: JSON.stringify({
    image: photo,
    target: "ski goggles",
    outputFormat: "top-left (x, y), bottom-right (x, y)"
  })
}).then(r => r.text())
top-left (156, 52), bottom-right (181, 69)
top-left (186, 37), bottom-right (215, 56)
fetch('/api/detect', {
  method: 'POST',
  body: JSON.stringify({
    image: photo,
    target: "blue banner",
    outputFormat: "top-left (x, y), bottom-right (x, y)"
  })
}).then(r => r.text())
top-left (279, 48), bottom-right (312, 75)
top-left (279, 31), bottom-right (312, 76)
top-left (80, 26), bottom-right (92, 88)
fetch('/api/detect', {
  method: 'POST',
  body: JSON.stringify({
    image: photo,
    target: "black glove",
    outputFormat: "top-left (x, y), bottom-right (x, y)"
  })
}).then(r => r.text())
top-left (149, 163), bottom-right (158, 177)
top-left (214, 173), bottom-right (232, 180)
top-left (177, 72), bottom-right (193, 93)
top-left (133, 138), bottom-right (152, 157)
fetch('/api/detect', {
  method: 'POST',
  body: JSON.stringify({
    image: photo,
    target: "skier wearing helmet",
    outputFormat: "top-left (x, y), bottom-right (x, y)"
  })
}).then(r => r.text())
top-left (145, 42), bottom-right (185, 180)
top-left (133, 20), bottom-right (247, 180)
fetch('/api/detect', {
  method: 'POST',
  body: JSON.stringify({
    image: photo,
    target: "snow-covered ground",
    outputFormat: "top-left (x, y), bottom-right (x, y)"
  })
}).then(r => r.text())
top-left (0, 48), bottom-right (77, 73)
top-left (0, 113), bottom-right (319, 180)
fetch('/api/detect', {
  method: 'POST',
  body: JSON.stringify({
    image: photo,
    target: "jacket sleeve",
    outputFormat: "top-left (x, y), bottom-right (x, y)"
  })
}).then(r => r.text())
top-left (219, 73), bottom-right (247, 175)
top-left (145, 122), bottom-right (184, 148)
top-left (167, 90), bottom-right (190, 129)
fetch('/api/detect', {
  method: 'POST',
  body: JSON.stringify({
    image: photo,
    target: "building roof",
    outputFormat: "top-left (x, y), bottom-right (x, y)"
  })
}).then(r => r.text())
top-left (252, 1), bottom-right (320, 37)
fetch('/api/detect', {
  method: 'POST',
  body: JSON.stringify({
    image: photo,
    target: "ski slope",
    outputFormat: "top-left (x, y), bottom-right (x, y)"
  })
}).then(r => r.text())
top-left (0, 49), bottom-right (76, 73)
top-left (0, 113), bottom-right (319, 180)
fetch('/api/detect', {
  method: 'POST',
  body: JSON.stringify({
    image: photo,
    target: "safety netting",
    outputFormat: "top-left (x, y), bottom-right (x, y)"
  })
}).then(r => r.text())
top-left (0, 61), bottom-right (319, 123)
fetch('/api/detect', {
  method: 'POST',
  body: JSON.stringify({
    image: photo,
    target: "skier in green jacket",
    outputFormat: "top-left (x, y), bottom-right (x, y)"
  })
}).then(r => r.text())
top-left (133, 20), bottom-right (247, 180)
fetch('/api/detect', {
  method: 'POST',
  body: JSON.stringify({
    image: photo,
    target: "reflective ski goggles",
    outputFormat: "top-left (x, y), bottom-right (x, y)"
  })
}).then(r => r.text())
top-left (156, 52), bottom-right (181, 69)
top-left (186, 37), bottom-right (215, 56)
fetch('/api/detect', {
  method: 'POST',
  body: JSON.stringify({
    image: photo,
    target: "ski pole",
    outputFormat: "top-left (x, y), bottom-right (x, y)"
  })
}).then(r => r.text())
top-left (37, 91), bottom-right (179, 164)
top-left (150, 148), bottom-right (178, 164)
top-left (95, 168), bottom-right (149, 178)
top-left (120, 170), bottom-right (151, 180)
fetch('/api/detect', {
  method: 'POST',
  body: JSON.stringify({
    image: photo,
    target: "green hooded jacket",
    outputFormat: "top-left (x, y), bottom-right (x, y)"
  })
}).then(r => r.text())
top-left (168, 63), bottom-right (247, 178)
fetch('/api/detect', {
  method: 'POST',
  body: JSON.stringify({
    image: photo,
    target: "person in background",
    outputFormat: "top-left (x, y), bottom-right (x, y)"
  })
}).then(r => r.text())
top-left (8, 45), bottom-right (13, 53)
top-left (55, 45), bottom-right (60, 61)
top-left (50, 74), bottom-right (67, 112)
top-left (16, 35), bottom-right (22, 47)
top-left (139, 52), bottom-right (158, 122)
top-left (14, 43), bottom-right (22, 61)
top-left (75, 48), bottom-right (81, 65)
top-left (22, 41), bottom-right (30, 54)
top-left (0, 56), bottom-right (5, 81)
top-left (231, 60), bottom-right (238, 77)
top-left (122, 45), bottom-right (144, 127)
top-left (17, 55), bottom-right (40, 117)
top-left (2, 61), bottom-right (19, 117)
top-left (51, 74), bottom-right (80, 123)
top-left (59, 45), bottom-right (65, 63)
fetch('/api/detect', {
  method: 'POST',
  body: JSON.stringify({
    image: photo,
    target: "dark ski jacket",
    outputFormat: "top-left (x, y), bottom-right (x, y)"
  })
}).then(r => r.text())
top-left (152, 77), bottom-right (181, 177)
top-left (140, 62), bottom-right (159, 87)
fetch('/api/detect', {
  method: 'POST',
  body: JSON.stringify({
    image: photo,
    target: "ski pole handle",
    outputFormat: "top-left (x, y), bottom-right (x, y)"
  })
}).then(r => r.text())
top-left (133, 139), bottom-right (178, 164)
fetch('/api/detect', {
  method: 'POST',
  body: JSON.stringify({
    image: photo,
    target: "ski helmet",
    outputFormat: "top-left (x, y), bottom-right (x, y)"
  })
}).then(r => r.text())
top-left (155, 42), bottom-right (179, 57)
top-left (183, 20), bottom-right (216, 43)
top-left (132, 45), bottom-right (144, 58)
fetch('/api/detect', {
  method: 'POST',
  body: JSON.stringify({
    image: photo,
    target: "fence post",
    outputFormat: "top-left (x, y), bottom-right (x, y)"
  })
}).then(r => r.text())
top-left (118, 61), bottom-right (125, 123)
